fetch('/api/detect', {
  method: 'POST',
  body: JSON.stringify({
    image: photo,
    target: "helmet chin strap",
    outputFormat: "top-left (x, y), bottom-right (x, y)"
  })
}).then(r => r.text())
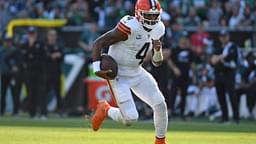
top-left (142, 22), bottom-right (157, 30)
top-left (140, 13), bottom-right (160, 30)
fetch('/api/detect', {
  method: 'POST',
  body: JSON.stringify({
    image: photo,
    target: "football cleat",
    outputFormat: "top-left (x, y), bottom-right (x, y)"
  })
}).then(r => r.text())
top-left (155, 137), bottom-right (168, 144)
top-left (91, 100), bottom-right (110, 131)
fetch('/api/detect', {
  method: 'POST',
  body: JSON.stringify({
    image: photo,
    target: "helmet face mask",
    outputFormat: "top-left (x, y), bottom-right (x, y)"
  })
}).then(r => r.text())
top-left (135, 0), bottom-right (161, 29)
top-left (141, 12), bottom-right (160, 25)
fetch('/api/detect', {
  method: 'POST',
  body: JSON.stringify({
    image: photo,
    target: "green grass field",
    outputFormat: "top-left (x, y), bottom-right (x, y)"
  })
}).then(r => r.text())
top-left (0, 116), bottom-right (256, 144)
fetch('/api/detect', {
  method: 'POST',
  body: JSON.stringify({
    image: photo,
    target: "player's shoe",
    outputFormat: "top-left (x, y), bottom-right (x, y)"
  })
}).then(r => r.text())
top-left (155, 137), bottom-right (168, 144)
top-left (91, 100), bottom-right (110, 131)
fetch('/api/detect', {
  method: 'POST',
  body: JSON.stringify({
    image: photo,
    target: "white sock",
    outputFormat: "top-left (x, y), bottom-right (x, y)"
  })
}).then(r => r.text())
top-left (107, 107), bottom-right (125, 124)
top-left (153, 102), bottom-right (168, 138)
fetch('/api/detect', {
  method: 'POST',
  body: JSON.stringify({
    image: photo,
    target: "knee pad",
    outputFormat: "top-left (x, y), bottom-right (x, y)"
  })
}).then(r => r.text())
top-left (117, 97), bottom-right (139, 126)
top-left (123, 110), bottom-right (139, 126)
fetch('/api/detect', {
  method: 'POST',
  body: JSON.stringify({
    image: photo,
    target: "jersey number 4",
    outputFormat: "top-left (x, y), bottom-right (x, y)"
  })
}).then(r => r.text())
top-left (136, 42), bottom-right (150, 65)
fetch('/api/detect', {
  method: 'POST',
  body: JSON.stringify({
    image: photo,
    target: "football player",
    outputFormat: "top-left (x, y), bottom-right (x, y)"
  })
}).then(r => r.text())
top-left (91, 0), bottom-right (168, 144)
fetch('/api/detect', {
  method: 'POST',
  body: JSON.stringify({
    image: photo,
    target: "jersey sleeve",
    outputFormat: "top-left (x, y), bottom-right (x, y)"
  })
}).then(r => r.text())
top-left (116, 15), bottom-right (133, 36)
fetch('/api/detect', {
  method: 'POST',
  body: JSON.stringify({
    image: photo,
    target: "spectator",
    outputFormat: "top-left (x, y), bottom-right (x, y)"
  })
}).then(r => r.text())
top-left (185, 85), bottom-right (199, 117)
top-left (168, 37), bottom-right (196, 119)
top-left (161, 10), bottom-right (172, 48)
top-left (170, 24), bottom-right (183, 48)
top-left (122, 0), bottom-right (134, 16)
top-left (33, 2), bottom-right (45, 18)
top-left (21, 27), bottom-right (48, 119)
top-left (169, 3), bottom-right (184, 48)
top-left (210, 30), bottom-right (240, 124)
top-left (183, 7), bottom-right (201, 26)
top-left (0, 35), bottom-right (22, 116)
top-left (235, 67), bottom-right (252, 119)
top-left (190, 23), bottom-right (209, 57)
top-left (66, 0), bottom-right (90, 25)
top-left (42, 3), bottom-right (58, 19)
top-left (197, 64), bottom-right (219, 117)
top-left (0, 0), bottom-right (12, 31)
top-left (78, 22), bottom-right (100, 58)
top-left (244, 52), bottom-right (256, 118)
top-left (241, 4), bottom-right (253, 26)
top-left (192, 0), bottom-right (209, 21)
top-left (104, 0), bottom-right (122, 31)
top-left (87, 0), bottom-right (104, 21)
top-left (222, 1), bottom-right (233, 21)
top-left (229, 6), bottom-right (244, 28)
top-left (93, 3), bottom-right (106, 32)
top-left (192, 0), bottom-right (207, 8)
top-left (207, 0), bottom-right (223, 26)
top-left (169, 2), bottom-right (183, 25)
top-left (220, 16), bottom-right (228, 27)
top-left (45, 29), bottom-right (64, 114)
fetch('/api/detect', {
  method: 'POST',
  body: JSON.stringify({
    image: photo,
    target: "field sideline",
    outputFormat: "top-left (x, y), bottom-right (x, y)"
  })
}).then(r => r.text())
top-left (0, 116), bottom-right (255, 144)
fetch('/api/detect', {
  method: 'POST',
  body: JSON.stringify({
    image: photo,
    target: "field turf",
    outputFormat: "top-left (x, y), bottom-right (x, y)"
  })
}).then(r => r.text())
top-left (0, 116), bottom-right (255, 144)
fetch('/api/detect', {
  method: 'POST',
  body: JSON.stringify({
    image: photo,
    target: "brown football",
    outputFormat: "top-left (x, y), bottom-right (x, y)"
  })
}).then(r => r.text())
top-left (100, 54), bottom-right (118, 80)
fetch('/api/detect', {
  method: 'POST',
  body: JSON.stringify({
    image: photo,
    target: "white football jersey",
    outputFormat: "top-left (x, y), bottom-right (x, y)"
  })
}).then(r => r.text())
top-left (108, 15), bottom-right (165, 77)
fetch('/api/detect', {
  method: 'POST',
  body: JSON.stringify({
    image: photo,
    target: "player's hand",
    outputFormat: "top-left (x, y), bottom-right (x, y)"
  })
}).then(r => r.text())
top-left (152, 39), bottom-right (162, 51)
top-left (95, 69), bottom-right (113, 80)
top-left (211, 55), bottom-right (220, 65)
top-left (173, 67), bottom-right (181, 77)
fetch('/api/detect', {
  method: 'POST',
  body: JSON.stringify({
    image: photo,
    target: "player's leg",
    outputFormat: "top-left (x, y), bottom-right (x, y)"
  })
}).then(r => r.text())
top-left (107, 77), bottom-right (139, 125)
top-left (131, 69), bottom-right (168, 144)
top-left (91, 77), bottom-right (138, 131)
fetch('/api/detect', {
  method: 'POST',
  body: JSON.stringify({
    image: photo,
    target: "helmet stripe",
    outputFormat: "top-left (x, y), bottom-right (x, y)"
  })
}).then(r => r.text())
top-left (148, 0), bottom-right (153, 9)
top-left (152, 0), bottom-right (157, 9)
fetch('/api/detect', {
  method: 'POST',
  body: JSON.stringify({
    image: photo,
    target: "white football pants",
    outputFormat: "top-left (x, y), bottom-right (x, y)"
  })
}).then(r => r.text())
top-left (107, 68), bottom-right (168, 138)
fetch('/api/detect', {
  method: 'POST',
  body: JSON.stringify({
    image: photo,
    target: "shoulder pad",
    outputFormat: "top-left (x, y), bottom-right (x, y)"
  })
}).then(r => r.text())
top-left (151, 21), bottom-right (165, 40)
top-left (117, 15), bottom-right (139, 35)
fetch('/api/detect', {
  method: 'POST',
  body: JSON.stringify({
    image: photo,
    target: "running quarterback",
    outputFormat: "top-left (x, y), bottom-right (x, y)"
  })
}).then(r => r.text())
top-left (91, 0), bottom-right (168, 144)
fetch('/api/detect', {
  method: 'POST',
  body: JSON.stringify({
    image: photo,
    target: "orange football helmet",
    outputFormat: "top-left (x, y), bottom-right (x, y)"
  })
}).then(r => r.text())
top-left (135, 0), bottom-right (162, 29)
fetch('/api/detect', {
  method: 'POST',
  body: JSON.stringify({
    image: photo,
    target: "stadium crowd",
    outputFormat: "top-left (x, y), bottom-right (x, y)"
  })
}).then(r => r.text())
top-left (0, 0), bottom-right (256, 122)
top-left (1, 0), bottom-right (256, 31)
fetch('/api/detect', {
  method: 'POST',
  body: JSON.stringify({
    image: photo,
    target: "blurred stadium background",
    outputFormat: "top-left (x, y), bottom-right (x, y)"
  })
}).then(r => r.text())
top-left (0, 0), bottom-right (256, 143)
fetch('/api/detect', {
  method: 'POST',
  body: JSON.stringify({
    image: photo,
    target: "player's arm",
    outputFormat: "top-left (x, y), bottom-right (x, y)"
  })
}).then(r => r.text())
top-left (151, 37), bottom-right (164, 67)
top-left (92, 27), bottom-right (128, 79)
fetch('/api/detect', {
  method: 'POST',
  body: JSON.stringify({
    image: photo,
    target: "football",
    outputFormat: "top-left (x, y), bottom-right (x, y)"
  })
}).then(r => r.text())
top-left (100, 54), bottom-right (118, 80)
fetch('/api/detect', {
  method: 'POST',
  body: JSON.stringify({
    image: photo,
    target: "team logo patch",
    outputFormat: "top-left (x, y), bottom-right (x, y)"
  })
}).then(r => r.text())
top-left (136, 34), bottom-right (142, 39)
